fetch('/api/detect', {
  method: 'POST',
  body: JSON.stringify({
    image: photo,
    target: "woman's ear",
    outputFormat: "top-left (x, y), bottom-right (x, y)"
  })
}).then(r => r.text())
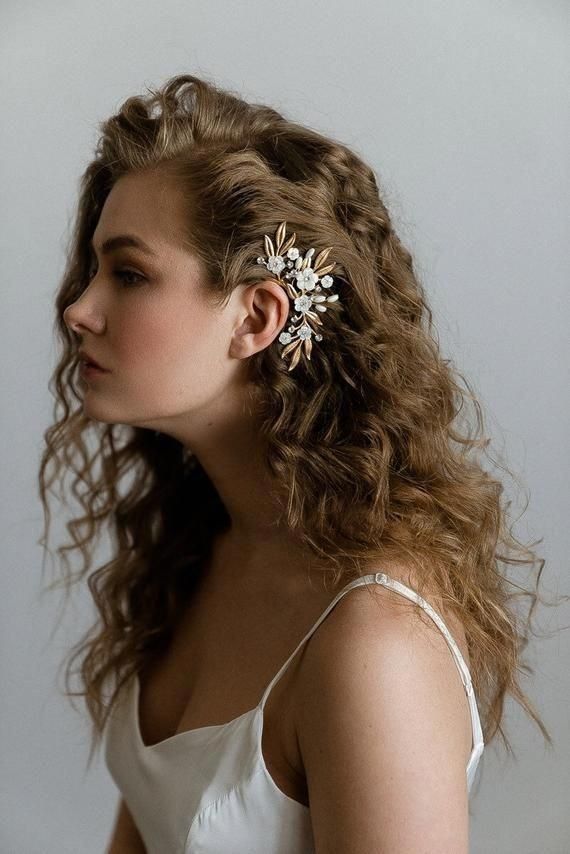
top-left (229, 280), bottom-right (290, 359)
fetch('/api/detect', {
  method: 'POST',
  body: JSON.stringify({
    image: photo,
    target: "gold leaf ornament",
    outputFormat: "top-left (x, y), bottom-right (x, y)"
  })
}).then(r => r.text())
top-left (255, 221), bottom-right (342, 372)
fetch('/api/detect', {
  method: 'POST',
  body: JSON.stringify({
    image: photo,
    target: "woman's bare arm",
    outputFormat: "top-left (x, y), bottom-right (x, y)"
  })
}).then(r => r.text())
top-left (105, 797), bottom-right (147, 854)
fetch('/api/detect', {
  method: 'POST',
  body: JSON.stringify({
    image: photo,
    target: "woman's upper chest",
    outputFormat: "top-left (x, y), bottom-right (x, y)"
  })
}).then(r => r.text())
top-left (135, 574), bottom-right (328, 804)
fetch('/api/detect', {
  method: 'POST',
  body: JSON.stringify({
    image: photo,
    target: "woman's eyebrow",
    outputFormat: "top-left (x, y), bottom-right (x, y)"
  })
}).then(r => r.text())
top-left (89, 234), bottom-right (157, 257)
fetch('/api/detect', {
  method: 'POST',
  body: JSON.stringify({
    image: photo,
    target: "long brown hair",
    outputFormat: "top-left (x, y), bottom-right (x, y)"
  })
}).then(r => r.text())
top-left (38, 72), bottom-right (558, 770)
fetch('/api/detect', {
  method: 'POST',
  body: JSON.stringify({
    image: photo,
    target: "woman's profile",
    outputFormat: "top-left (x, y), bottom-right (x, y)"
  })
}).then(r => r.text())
top-left (38, 73), bottom-right (553, 853)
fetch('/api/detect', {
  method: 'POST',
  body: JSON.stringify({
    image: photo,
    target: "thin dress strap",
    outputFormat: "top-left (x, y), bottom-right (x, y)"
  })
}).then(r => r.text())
top-left (259, 572), bottom-right (484, 762)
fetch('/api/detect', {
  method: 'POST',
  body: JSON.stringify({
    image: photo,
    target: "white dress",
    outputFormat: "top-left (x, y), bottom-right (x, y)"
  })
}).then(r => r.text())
top-left (104, 572), bottom-right (485, 853)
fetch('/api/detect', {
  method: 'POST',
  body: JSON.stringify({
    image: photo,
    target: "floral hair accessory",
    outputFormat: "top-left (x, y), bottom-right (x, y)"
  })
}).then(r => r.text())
top-left (255, 221), bottom-right (341, 372)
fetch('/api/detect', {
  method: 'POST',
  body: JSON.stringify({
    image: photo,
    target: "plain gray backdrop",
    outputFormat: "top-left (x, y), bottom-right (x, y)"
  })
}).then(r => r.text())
top-left (1, 1), bottom-right (569, 852)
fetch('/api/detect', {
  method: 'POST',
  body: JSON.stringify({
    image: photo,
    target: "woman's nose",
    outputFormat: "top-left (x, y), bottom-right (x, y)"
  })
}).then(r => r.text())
top-left (63, 304), bottom-right (85, 336)
top-left (63, 299), bottom-right (104, 336)
top-left (63, 304), bottom-right (78, 332)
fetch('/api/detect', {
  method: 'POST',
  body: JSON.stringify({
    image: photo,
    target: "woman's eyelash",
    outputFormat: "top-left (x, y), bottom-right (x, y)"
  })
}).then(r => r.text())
top-left (113, 269), bottom-right (145, 287)
top-left (88, 264), bottom-right (145, 287)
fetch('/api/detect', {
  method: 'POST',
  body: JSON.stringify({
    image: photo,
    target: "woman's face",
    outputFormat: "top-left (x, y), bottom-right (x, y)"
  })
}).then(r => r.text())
top-left (63, 169), bottom-right (260, 437)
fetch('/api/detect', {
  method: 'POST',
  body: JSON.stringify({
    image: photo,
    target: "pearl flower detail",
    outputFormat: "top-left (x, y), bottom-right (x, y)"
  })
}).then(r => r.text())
top-left (295, 268), bottom-right (319, 290)
top-left (294, 294), bottom-right (313, 312)
top-left (266, 255), bottom-right (286, 274)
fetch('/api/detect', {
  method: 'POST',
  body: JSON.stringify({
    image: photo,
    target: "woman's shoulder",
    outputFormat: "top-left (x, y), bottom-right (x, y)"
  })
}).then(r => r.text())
top-left (306, 560), bottom-right (471, 681)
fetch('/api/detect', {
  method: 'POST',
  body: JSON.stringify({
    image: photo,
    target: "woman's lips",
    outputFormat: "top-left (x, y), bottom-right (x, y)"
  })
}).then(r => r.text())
top-left (80, 361), bottom-right (108, 379)
top-left (78, 350), bottom-right (108, 371)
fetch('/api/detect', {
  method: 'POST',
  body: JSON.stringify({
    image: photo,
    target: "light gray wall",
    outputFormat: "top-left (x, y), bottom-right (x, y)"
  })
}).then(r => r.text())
top-left (2, 1), bottom-right (568, 852)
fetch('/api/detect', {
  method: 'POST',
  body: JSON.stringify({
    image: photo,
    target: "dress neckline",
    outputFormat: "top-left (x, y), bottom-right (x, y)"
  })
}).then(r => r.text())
top-left (131, 572), bottom-right (484, 762)
top-left (132, 672), bottom-right (262, 751)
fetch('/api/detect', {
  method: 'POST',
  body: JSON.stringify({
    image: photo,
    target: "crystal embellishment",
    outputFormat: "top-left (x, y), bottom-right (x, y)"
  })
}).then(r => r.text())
top-left (255, 221), bottom-right (342, 372)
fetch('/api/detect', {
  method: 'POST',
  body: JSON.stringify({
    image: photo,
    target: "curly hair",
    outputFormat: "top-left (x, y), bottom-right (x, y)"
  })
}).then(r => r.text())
top-left (38, 72), bottom-right (556, 771)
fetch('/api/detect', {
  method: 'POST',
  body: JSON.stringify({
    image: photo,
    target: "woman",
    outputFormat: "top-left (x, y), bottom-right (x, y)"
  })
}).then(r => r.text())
top-left (39, 73), bottom-right (551, 853)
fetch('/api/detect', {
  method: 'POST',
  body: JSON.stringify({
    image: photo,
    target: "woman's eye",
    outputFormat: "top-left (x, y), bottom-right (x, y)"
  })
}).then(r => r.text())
top-left (114, 269), bottom-right (145, 287)
top-left (87, 264), bottom-right (145, 287)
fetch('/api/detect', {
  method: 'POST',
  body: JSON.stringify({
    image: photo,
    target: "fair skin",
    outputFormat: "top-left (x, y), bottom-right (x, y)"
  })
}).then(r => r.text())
top-left (63, 167), bottom-right (316, 592)
top-left (65, 168), bottom-right (473, 853)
